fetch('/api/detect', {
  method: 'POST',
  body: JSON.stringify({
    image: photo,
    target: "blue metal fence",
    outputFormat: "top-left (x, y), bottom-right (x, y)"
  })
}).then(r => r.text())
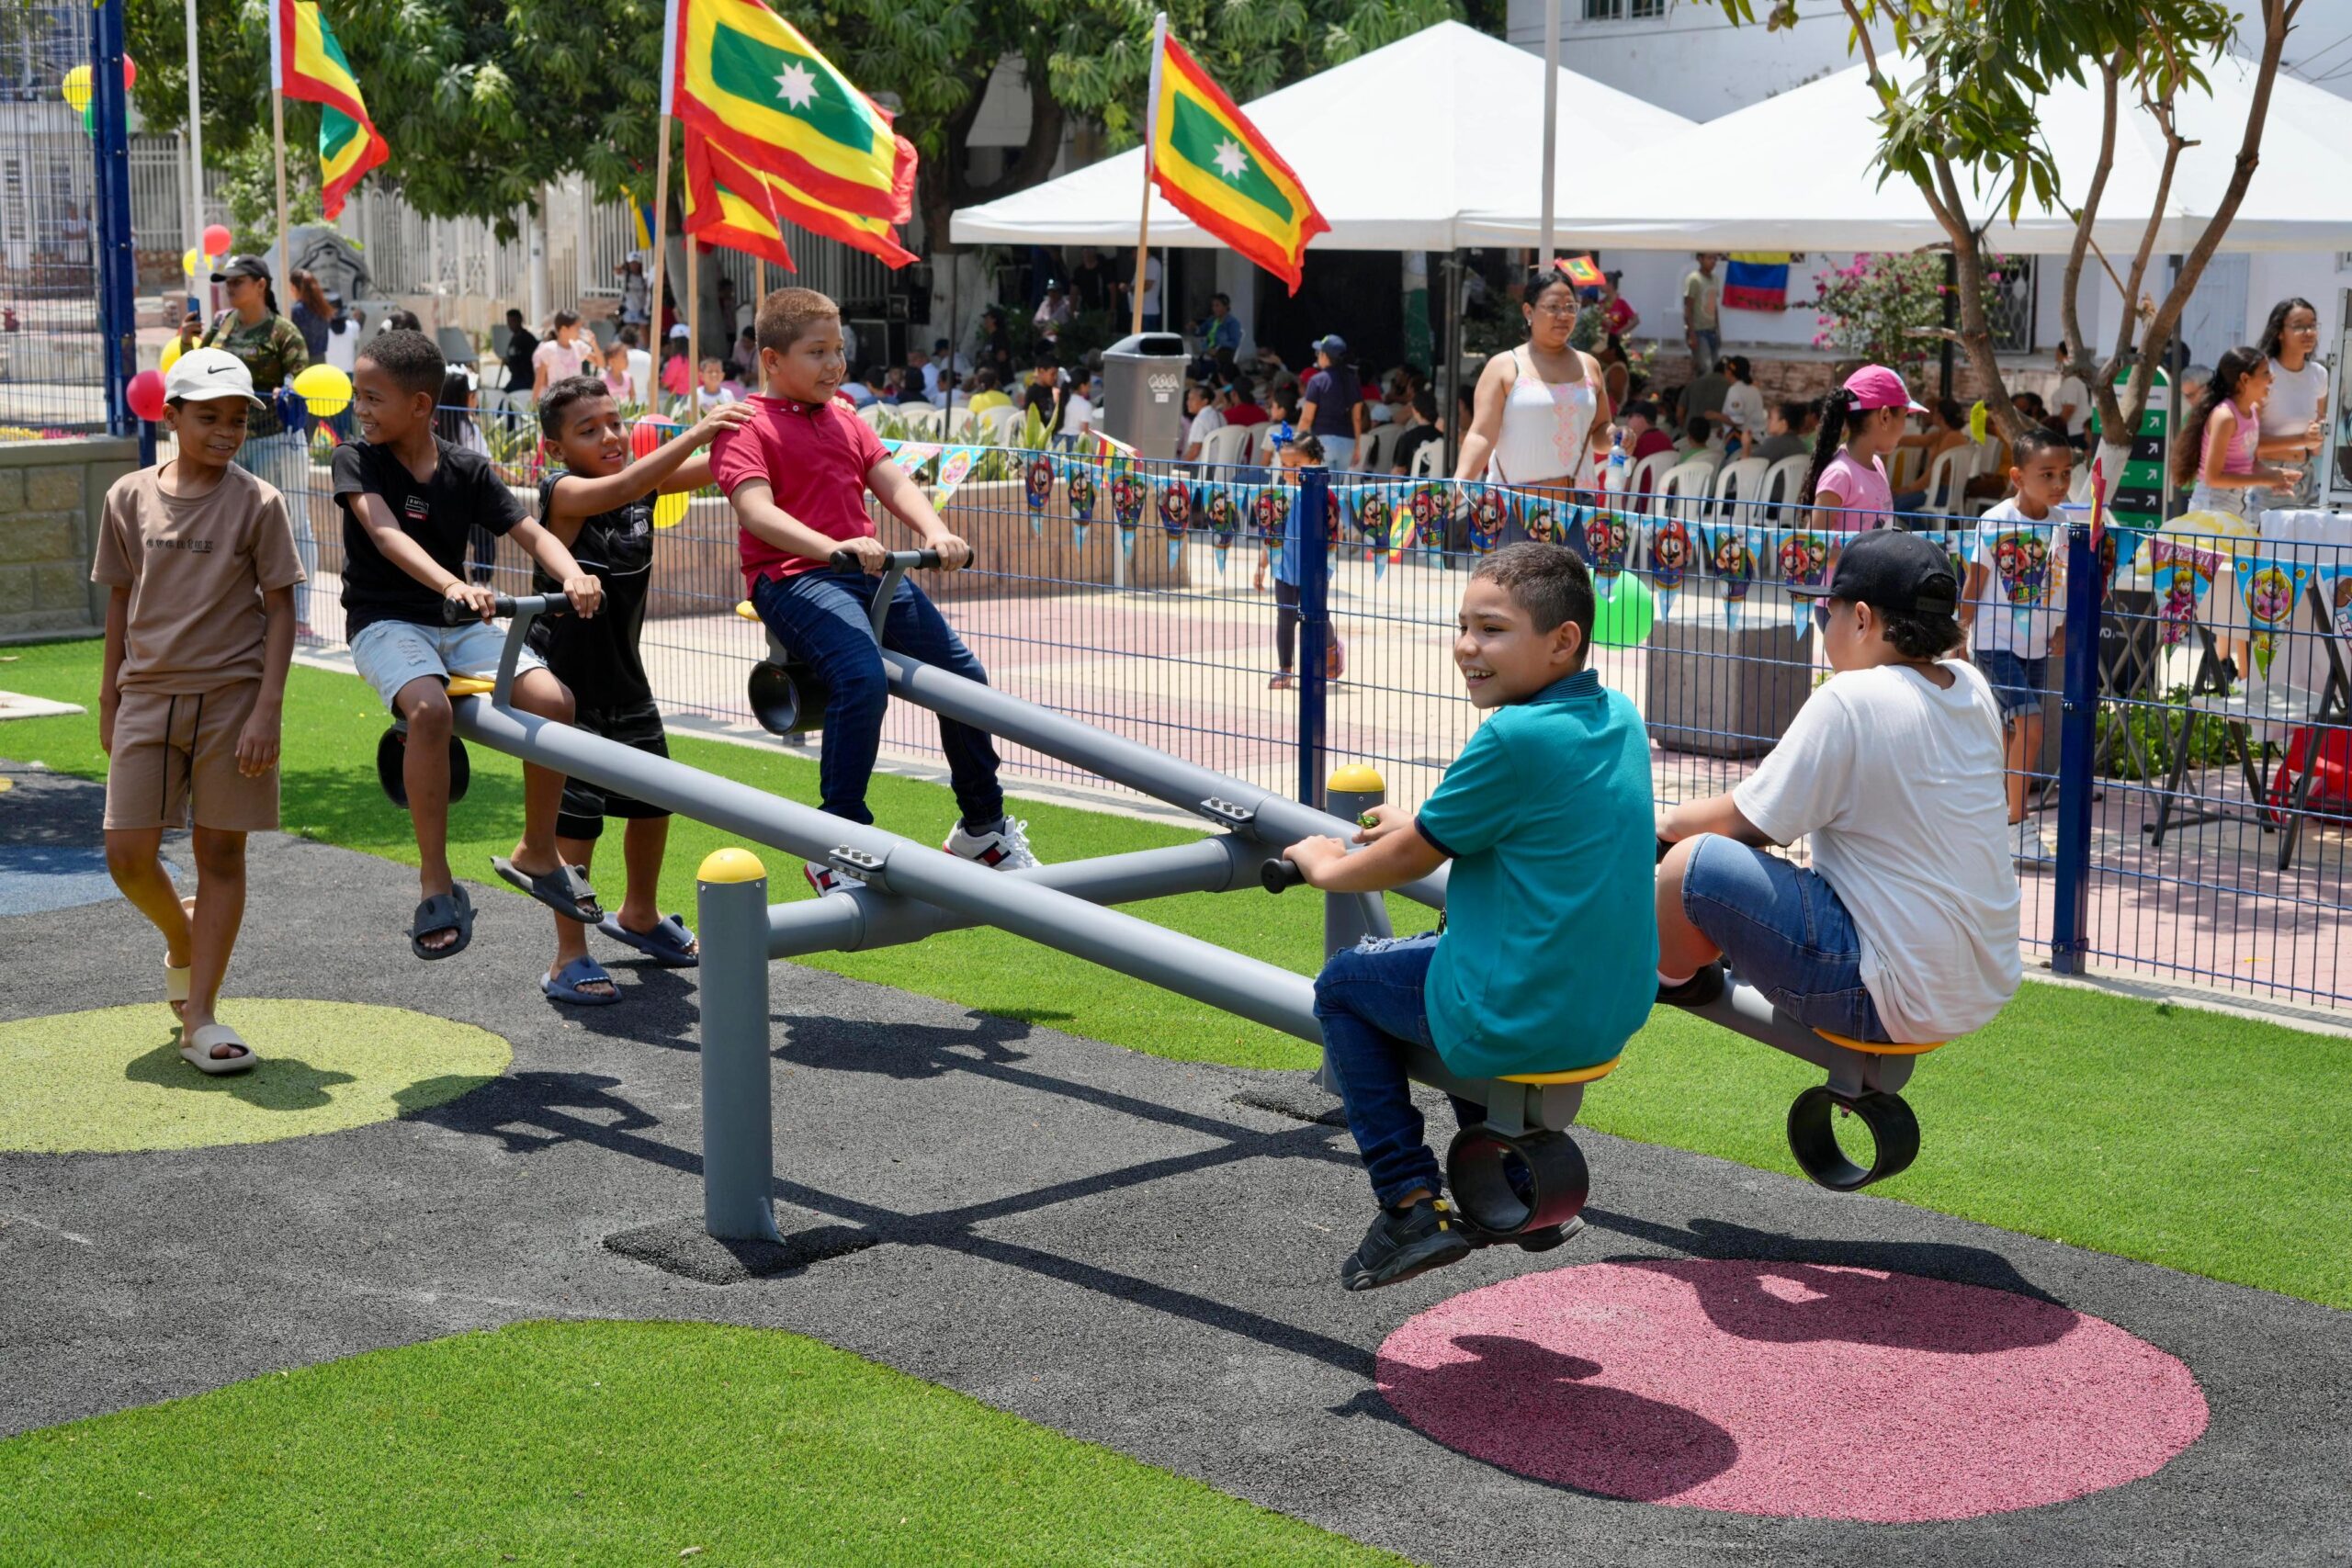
top-left (208, 399), bottom-right (2352, 1010)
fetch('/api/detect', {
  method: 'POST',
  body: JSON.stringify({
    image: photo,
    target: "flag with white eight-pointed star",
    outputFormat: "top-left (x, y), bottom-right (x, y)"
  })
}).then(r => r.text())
top-left (663, 0), bottom-right (915, 226)
top-left (1147, 28), bottom-right (1328, 293)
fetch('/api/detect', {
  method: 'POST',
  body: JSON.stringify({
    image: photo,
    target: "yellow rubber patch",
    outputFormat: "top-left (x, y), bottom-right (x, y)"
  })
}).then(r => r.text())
top-left (0, 1000), bottom-right (510, 1155)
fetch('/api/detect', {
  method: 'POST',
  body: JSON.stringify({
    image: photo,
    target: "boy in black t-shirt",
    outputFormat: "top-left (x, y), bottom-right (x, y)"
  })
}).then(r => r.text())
top-left (526, 376), bottom-right (752, 1003)
top-left (334, 329), bottom-right (605, 963)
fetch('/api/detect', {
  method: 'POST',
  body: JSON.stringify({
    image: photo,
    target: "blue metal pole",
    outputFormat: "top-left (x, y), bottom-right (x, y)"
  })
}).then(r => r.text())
top-left (92, 0), bottom-right (141, 440)
top-left (2050, 519), bottom-right (2101, 974)
top-left (1296, 465), bottom-right (1332, 810)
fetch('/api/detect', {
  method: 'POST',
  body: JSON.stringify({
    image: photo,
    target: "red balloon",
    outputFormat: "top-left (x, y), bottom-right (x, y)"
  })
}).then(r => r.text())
top-left (201, 222), bottom-right (232, 258)
top-left (122, 55), bottom-right (136, 91)
top-left (630, 418), bottom-right (670, 458)
top-left (126, 368), bottom-right (167, 423)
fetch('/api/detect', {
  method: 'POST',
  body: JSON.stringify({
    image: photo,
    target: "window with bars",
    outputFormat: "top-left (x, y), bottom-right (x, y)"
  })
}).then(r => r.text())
top-left (1582, 0), bottom-right (1666, 17)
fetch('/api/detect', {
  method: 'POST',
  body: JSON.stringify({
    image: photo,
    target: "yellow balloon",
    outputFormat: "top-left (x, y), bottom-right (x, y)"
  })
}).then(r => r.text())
top-left (158, 336), bottom-right (184, 373)
top-left (61, 65), bottom-right (91, 114)
top-left (292, 362), bottom-right (353, 416)
top-left (653, 491), bottom-right (689, 529)
top-left (182, 247), bottom-right (200, 276)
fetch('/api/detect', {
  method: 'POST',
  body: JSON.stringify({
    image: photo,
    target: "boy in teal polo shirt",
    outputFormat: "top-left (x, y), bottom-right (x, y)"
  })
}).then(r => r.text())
top-left (1283, 542), bottom-right (1657, 1291)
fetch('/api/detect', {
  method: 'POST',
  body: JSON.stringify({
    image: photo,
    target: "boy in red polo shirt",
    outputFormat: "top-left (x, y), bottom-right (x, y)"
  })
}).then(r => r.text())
top-left (713, 287), bottom-right (1039, 893)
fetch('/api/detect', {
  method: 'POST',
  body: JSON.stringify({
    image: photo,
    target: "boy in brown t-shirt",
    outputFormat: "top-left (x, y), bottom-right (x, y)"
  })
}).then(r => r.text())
top-left (94, 347), bottom-right (303, 1076)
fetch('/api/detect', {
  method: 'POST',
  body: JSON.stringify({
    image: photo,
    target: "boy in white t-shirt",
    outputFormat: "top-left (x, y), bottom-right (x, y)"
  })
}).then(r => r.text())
top-left (1655, 531), bottom-right (2020, 1045)
top-left (1964, 427), bottom-right (2071, 863)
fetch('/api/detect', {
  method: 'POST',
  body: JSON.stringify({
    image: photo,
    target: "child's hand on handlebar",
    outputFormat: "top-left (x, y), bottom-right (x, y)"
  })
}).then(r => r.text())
top-left (445, 581), bottom-right (499, 623)
top-left (834, 536), bottom-right (892, 574)
top-left (1351, 803), bottom-right (1407, 844)
top-left (1283, 835), bottom-right (1348, 886)
top-left (929, 534), bottom-right (975, 570)
top-left (560, 574), bottom-right (605, 619)
top-left (690, 402), bottom-right (757, 446)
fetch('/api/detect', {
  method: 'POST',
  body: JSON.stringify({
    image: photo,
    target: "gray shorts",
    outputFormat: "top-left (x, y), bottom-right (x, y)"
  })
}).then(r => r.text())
top-left (349, 617), bottom-right (544, 712)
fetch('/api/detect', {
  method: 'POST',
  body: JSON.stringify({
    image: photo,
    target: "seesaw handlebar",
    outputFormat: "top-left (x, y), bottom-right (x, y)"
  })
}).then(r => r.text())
top-left (445, 592), bottom-right (571, 626)
top-left (831, 547), bottom-right (950, 572)
top-left (1261, 858), bottom-right (1306, 894)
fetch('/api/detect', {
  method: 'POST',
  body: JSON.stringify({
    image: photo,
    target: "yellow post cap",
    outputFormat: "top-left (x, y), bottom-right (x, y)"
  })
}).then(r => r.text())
top-left (734, 601), bottom-right (759, 620)
top-left (697, 847), bottom-right (767, 885)
top-left (1328, 764), bottom-right (1385, 794)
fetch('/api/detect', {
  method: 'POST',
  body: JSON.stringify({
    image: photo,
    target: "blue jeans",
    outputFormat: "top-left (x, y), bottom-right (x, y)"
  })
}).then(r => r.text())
top-left (1679, 834), bottom-right (1888, 1041)
top-left (751, 567), bottom-right (1004, 829)
top-left (1691, 328), bottom-right (1721, 374)
top-left (1973, 648), bottom-right (2048, 720)
top-left (234, 429), bottom-right (317, 626)
top-left (1313, 933), bottom-right (1482, 1206)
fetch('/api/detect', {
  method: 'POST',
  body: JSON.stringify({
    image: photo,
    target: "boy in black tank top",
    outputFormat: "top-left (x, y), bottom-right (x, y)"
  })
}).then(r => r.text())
top-left (530, 376), bottom-right (754, 1003)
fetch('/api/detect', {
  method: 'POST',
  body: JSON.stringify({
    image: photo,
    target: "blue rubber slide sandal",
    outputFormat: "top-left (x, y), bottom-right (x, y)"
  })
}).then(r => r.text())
top-left (491, 856), bottom-right (603, 924)
top-left (598, 912), bottom-right (699, 968)
top-left (541, 954), bottom-right (622, 1007)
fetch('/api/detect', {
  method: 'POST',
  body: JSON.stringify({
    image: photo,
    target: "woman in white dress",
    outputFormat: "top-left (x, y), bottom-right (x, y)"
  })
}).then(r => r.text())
top-left (1453, 264), bottom-right (1614, 552)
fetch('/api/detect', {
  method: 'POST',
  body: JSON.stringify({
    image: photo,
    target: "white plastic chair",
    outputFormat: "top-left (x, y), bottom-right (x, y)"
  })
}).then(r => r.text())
top-left (1920, 447), bottom-right (1973, 518)
top-left (980, 405), bottom-right (1023, 446)
top-left (854, 403), bottom-right (888, 431)
top-left (1710, 457), bottom-right (1770, 525)
top-left (899, 406), bottom-right (946, 438)
top-left (1760, 454), bottom-right (1811, 521)
top-left (1199, 423), bottom-right (1254, 470)
top-left (1409, 439), bottom-right (1443, 479)
top-left (1657, 459), bottom-right (1719, 526)
top-left (1360, 422), bottom-right (1406, 474)
top-left (1624, 448), bottom-right (1676, 510)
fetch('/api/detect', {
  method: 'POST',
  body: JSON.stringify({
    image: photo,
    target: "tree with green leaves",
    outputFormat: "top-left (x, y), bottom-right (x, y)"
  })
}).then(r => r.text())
top-left (129, 0), bottom-right (1457, 255)
top-left (1704, 0), bottom-right (2301, 476)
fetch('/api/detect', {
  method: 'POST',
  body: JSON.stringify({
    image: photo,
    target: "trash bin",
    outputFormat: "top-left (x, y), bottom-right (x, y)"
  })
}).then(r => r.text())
top-left (1100, 331), bottom-right (1190, 460)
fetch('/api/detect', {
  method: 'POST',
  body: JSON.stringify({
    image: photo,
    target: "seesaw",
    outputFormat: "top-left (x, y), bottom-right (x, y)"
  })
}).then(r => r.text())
top-left (407, 564), bottom-right (1936, 1249)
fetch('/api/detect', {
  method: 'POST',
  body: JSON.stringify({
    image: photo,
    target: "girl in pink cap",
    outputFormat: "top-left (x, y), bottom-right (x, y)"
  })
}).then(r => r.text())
top-left (1800, 364), bottom-right (1928, 531)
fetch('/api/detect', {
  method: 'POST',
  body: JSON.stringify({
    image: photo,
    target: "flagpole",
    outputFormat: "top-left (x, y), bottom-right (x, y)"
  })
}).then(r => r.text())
top-left (1540, 0), bottom-right (1558, 262)
top-left (1131, 11), bottom-right (1166, 339)
top-left (648, 115), bottom-right (673, 410)
top-left (183, 0), bottom-right (203, 302)
top-left (650, 0), bottom-right (681, 419)
top-left (268, 3), bottom-right (289, 287)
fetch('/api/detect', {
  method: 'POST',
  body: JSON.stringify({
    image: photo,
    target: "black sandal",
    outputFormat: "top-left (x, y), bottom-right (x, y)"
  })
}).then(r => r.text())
top-left (491, 856), bottom-right (603, 924)
top-left (410, 887), bottom-right (474, 961)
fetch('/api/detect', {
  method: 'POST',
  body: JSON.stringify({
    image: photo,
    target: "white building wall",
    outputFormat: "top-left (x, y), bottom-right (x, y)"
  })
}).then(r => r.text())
top-left (1505, 0), bottom-right (1884, 122)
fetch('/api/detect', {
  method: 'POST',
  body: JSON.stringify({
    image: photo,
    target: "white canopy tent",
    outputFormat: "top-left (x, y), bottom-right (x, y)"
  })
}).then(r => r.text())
top-left (949, 21), bottom-right (1693, 251)
top-left (1459, 55), bottom-right (2352, 254)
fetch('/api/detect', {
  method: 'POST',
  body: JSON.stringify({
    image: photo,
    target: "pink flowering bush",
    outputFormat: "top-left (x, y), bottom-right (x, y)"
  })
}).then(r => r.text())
top-left (1812, 251), bottom-right (2012, 375)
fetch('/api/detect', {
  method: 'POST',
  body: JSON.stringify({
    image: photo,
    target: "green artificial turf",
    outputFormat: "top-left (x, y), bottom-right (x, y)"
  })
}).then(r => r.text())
top-left (5, 637), bottom-right (2348, 1307)
top-left (0, 1319), bottom-right (1404, 1567)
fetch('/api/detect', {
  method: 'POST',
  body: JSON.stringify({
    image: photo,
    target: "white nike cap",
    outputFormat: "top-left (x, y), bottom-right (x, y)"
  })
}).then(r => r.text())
top-left (163, 347), bottom-right (268, 408)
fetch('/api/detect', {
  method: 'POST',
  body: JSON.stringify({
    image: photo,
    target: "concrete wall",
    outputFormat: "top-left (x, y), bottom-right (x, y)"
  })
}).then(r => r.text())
top-left (0, 436), bottom-right (135, 644)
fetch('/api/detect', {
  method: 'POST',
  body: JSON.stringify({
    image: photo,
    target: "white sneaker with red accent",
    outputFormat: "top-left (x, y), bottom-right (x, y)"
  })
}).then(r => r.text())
top-left (943, 817), bottom-right (1039, 871)
top-left (804, 859), bottom-right (865, 896)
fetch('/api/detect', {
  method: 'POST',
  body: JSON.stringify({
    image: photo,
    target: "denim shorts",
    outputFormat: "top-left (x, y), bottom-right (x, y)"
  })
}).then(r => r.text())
top-left (1973, 648), bottom-right (2047, 720)
top-left (350, 617), bottom-right (544, 712)
top-left (1679, 834), bottom-right (1887, 1042)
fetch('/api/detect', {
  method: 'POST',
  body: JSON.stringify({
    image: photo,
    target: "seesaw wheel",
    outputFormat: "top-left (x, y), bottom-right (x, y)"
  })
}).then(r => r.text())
top-left (1445, 1125), bottom-right (1589, 1237)
top-left (376, 727), bottom-right (471, 810)
top-left (1786, 1086), bottom-right (1919, 1191)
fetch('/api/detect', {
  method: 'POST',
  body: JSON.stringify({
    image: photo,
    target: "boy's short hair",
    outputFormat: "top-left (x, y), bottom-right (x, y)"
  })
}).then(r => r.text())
top-left (358, 328), bottom-right (446, 400)
top-left (2009, 426), bottom-right (2072, 467)
top-left (1685, 414), bottom-right (1713, 443)
top-left (1411, 389), bottom-right (1438, 421)
top-left (755, 287), bottom-right (841, 355)
top-left (538, 374), bottom-right (612, 438)
top-left (1473, 542), bottom-right (1596, 655)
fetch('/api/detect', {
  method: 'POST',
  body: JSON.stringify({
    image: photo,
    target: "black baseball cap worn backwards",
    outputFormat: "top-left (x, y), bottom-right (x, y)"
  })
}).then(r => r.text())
top-left (1793, 528), bottom-right (1959, 618)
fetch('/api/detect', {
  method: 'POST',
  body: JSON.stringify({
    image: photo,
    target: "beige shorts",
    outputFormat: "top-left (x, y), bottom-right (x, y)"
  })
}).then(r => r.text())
top-left (104, 682), bottom-right (279, 833)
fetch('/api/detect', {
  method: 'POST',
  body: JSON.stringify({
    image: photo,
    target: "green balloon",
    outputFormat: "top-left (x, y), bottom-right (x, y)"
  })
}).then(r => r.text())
top-left (1592, 571), bottom-right (1656, 649)
top-left (82, 103), bottom-right (94, 133)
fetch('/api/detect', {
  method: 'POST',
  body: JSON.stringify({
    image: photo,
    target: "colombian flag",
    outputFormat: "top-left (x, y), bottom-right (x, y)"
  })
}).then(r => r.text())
top-left (1724, 252), bottom-right (1792, 312)
top-left (683, 130), bottom-right (917, 272)
top-left (663, 0), bottom-right (915, 227)
top-left (271, 1), bottom-right (388, 220)
top-left (1148, 28), bottom-right (1327, 293)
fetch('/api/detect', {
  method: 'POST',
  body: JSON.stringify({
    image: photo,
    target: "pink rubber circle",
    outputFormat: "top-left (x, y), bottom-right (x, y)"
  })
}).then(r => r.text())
top-left (1377, 1260), bottom-right (2208, 1521)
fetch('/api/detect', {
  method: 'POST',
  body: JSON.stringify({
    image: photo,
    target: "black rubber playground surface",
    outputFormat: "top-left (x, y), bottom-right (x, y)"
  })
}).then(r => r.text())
top-left (3, 763), bottom-right (2349, 1566)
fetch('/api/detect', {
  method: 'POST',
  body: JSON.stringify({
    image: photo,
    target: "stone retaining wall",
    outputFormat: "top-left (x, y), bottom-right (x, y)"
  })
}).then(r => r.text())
top-left (0, 437), bottom-right (136, 644)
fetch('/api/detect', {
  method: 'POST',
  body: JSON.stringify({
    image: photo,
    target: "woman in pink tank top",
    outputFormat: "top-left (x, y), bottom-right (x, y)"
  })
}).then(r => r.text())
top-left (1802, 364), bottom-right (1924, 532)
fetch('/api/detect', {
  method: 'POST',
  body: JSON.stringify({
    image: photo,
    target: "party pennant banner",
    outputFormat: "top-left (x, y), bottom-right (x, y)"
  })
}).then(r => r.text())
top-left (2237, 556), bottom-right (2312, 679)
top-left (1061, 456), bottom-right (1100, 549)
top-left (2149, 537), bottom-right (2223, 646)
top-left (1772, 527), bottom-right (1833, 636)
top-left (1159, 477), bottom-right (1193, 568)
top-left (1648, 516), bottom-right (1693, 622)
top-left (1353, 483), bottom-right (1396, 581)
top-left (1583, 507), bottom-right (1634, 579)
top-left (1110, 468), bottom-right (1148, 558)
top-left (1023, 451), bottom-right (1054, 529)
top-left (1705, 521), bottom-right (1758, 634)
top-left (1519, 491), bottom-right (1565, 547)
top-left (1251, 483), bottom-right (1291, 570)
top-left (1461, 481), bottom-right (1513, 556)
top-left (933, 446), bottom-right (980, 506)
top-left (1202, 481), bottom-right (1241, 575)
top-left (1400, 480), bottom-right (1447, 560)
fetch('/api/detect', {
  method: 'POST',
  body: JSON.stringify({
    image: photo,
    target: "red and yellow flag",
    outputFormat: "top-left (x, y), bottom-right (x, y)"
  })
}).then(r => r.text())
top-left (1147, 28), bottom-right (1326, 293)
top-left (662, 0), bottom-right (915, 227)
top-left (683, 130), bottom-right (918, 273)
top-left (271, 0), bottom-right (388, 220)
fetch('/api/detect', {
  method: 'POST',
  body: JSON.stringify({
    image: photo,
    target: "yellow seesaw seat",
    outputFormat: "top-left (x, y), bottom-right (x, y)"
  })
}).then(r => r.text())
top-left (447, 677), bottom-right (495, 697)
top-left (1500, 1056), bottom-right (1622, 1087)
top-left (1814, 1029), bottom-right (1944, 1057)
